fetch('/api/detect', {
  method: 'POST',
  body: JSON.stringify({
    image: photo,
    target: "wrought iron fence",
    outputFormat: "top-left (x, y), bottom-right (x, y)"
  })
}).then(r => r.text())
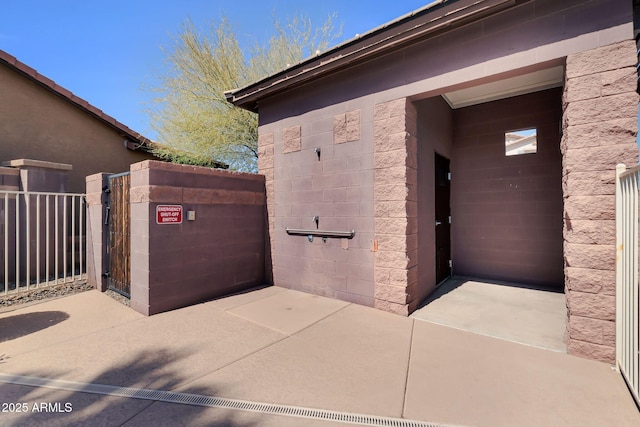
top-left (0, 190), bottom-right (86, 295)
top-left (615, 163), bottom-right (640, 407)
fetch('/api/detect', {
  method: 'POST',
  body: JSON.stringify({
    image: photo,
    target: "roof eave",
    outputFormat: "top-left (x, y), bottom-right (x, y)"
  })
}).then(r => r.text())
top-left (226, 0), bottom-right (518, 113)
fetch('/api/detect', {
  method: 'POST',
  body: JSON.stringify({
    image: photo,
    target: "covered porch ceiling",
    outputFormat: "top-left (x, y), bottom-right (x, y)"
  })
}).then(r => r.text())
top-left (441, 66), bottom-right (565, 109)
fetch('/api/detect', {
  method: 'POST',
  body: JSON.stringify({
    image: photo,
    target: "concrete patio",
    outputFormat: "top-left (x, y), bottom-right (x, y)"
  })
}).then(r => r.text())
top-left (0, 287), bottom-right (638, 426)
top-left (411, 278), bottom-right (567, 352)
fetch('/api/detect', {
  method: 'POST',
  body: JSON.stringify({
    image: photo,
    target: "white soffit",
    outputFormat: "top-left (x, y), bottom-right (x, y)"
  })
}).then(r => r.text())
top-left (442, 66), bottom-right (564, 109)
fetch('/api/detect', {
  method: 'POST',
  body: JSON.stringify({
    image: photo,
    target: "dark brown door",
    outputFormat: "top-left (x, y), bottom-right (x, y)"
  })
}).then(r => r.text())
top-left (435, 153), bottom-right (451, 285)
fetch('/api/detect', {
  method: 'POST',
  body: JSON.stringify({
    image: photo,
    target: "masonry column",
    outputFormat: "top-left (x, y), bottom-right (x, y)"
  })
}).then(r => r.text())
top-left (373, 98), bottom-right (418, 315)
top-left (85, 173), bottom-right (110, 291)
top-left (129, 161), bottom-right (154, 315)
top-left (563, 40), bottom-right (639, 363)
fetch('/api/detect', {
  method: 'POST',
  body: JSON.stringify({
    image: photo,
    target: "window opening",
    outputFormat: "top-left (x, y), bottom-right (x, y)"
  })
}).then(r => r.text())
top-left (505, 128), bottom-right (537, 156)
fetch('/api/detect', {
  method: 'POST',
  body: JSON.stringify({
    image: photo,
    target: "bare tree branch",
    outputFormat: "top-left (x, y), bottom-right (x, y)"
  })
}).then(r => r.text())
top-left (147, 14), bottom-right (341, 172)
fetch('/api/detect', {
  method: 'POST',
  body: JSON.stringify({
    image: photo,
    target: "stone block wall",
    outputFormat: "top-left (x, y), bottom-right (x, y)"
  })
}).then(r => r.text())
top-left (334, 110), bottom-right (361, 144)
top-left (282, 125), bottom-right (302, 153)
top-left (373, 98), bottom-right (419, 315)
top-left (562, 40), bottom-right (639, 363)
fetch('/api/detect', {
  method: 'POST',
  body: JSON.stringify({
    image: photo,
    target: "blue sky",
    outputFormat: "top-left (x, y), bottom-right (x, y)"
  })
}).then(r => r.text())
top-left (2, 1), bottom-right (431, 140)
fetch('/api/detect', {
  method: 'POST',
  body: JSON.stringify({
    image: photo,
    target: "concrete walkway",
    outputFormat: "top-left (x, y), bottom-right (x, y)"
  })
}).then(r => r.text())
top-left (0, 287), bottom-right (638, 426)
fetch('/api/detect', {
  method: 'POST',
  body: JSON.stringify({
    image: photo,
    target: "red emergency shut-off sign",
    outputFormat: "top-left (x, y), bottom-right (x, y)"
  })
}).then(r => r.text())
top-left (156, 205), bottom-right (183, 224)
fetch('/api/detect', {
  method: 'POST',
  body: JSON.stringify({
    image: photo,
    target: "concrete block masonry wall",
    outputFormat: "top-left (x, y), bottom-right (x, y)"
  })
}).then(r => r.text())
top-left (129, 161), bottom-right (266, 315)
top-left (87, 161), bottom-right (266, 316)
top-left (263, 99), bottom-right (377, 307)
top-left (563, 40), bottom-right (639, 363)
top-left (257, 132), bottom-right (275, 284)
top-left (452, 88), bottom-right (564, 289)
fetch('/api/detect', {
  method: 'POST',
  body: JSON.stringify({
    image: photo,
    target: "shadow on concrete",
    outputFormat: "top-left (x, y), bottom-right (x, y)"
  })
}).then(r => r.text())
top-left (0, 311), bottom-right (69, 343)
top-left (0, 347), bottom-right (258, 426)
top-left (416, 277), bottom-right (464, 309)
top-left (203, 284), bottom-right (273, 304)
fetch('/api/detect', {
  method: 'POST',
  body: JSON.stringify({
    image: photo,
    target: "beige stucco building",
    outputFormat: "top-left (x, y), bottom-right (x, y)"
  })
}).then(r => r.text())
top-left (0, 49), bottom-right (156, 193)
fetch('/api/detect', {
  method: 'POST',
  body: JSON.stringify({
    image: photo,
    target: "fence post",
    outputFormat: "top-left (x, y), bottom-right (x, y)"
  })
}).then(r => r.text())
top-left (615, 163), bottom-right (626, 371)
top-left (0, 167), bottom-right (19, 293)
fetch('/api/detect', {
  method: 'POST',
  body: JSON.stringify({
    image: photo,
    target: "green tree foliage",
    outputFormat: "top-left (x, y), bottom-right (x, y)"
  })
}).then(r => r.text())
top-left (149, 15), bottom-right (341, 172)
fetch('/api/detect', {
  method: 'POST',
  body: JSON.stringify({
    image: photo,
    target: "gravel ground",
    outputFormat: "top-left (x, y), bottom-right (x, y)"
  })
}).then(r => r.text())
top-left (0, 281), bottom-right (131, 313)
top-left (104, 289), bottom-right (131, 307)
top-left (0, 280), bottom-right (95, 312)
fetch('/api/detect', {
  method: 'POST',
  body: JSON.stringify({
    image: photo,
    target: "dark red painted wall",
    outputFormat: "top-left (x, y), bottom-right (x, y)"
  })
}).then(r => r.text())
top-left (128, 161), bottom-right (266, 315)
top-left (451, 88), bottom-right (564, 288)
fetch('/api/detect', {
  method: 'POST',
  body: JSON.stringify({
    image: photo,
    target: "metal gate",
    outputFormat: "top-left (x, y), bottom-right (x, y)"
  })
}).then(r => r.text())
top-left (107, 172), bottom-right (131, 297)
top-left (615, 163), bottom-right (640, 407)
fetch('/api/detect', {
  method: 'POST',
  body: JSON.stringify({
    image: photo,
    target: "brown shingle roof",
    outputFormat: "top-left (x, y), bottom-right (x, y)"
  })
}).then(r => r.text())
top-left (0, 49), bottom-right (153, 152)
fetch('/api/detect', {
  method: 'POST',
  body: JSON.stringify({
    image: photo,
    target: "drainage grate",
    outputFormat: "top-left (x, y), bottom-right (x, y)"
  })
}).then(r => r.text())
top-left (0, 373), bottom-right (464, 427)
